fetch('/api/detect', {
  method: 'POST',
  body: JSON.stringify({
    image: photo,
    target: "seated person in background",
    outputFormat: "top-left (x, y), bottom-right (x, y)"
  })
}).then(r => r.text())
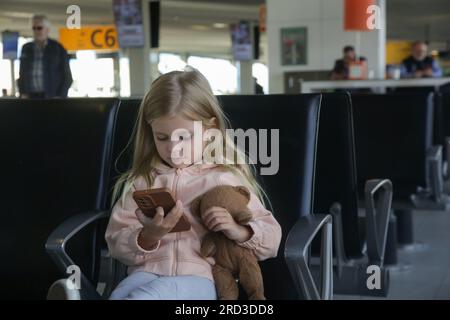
top-left (400, 41), bottom-right (442, 78)
top-left (331, 46), bottom-right (366, 80)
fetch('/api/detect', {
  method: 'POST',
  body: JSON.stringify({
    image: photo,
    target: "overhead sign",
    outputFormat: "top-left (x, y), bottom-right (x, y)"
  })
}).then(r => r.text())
top-left (59, 26), bottom-right (119, 51)
top-left (2, 31), bottom-right (19, 59)
top-left (112, 0), bottom-right (145, 48)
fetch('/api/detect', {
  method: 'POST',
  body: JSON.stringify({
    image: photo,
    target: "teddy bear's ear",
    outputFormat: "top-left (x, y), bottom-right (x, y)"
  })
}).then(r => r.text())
top-left (234, 186), bottom-right (251, 201)
top-left (190, 195), bottom-right (202, 215)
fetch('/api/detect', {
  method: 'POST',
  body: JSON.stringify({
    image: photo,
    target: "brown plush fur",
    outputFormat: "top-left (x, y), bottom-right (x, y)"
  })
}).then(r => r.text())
top-left (191, 185), bottom-right (265, 300)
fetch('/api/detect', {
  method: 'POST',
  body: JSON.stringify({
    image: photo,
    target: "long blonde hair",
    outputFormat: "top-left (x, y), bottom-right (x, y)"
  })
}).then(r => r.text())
top-left (112, 68), bottom-right (269, 208)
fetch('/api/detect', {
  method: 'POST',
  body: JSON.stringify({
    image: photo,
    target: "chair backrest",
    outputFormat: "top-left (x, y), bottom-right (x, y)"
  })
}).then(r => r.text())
top-left (434, 93), bottom-right (450, 146)
top-left (218, 94), bottom-right (322, 299)
top-left (313, 92), bottom-right (363, 259)
top-left (0, 98), bottom-right (120, 299)
top-left (106, 99), bottom-right (142, 205)
top-left (351, 93), bottom-right (434, 199)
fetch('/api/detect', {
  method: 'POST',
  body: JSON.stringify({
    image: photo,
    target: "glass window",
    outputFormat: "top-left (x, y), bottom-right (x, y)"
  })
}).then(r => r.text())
top-left (187, 56), bottom-right (237, 94)
top-left (158, 53), bottom-right (187, 74)
top-left (120, 57), bottom-right (130, 97)
top-left (252, 62), bottom-right (268, 94)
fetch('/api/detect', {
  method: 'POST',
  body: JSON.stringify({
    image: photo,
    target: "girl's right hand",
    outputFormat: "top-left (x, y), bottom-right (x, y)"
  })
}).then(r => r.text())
top-left (136, 200), bottom-right (183, 250)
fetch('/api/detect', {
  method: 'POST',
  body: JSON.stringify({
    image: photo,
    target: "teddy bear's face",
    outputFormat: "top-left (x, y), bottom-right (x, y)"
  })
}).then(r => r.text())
top-left (194, 185), bottom-right (253, 224)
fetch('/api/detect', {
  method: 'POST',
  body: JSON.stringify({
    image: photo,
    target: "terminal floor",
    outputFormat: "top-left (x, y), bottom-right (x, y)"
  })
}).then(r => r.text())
top-left (334, 209), bottom-right (450, 300)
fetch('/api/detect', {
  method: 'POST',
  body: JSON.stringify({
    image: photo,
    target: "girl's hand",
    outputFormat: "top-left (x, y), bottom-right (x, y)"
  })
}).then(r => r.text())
top-left (202, 206), bottom-right (253, 243)
top-left (136, 200), bottom-right (183, 250)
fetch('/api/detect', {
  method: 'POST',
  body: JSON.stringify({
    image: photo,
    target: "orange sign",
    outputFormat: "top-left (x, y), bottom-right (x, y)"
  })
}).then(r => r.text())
top-left (259, 4), bottom-right (267, 33)
top-left (59, 26), bottom-right (119, 51)
top-left (344, 0), bottom-right (376, 31)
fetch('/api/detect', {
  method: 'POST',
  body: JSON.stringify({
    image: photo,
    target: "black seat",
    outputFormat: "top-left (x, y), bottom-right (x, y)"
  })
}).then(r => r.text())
top-left (351, 93), bottom-right (442, 246)
top-left (434, 93), bottom-right (450, 191)
top-left (351, 93), bottom-right (434, 204)
top-left (0, 98), bottom-right (121, 299)
top-left (219, 94), bottom-right (324, 299)
top-left (46, 94), bottom-right (333, 300)
top-left (313, 92), bottom-right (392, 296)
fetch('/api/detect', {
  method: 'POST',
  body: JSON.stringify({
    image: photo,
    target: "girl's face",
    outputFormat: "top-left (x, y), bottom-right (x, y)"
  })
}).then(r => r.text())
top-left (151, 115), bottom-right (210, 169)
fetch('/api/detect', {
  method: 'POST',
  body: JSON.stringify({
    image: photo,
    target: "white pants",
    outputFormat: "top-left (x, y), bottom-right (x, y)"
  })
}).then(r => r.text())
top-left (109, 272), bottom-right (217, 300)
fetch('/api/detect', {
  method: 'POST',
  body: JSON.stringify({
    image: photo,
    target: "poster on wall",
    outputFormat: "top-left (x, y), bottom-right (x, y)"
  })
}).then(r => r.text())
top-left (280, 27), bottom-right (307, 65)
top-left (112, 0), bottom-right (144, 48)
top-left (230, 21), bottom-right (253, 61)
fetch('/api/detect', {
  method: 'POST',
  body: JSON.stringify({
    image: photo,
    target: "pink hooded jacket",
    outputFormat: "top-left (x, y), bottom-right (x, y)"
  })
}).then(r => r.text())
top-left (105, 162), bottom-right (282, 282)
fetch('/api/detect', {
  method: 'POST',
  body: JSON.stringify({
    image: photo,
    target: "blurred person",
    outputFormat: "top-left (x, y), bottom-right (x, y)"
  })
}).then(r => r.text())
top-left (254, 77), bottom-right (264, 94)
top-left (400, 41), bottom-right (442, 79)
top-left (331, 46), bottom-right (366, 80)
top-left (18, 15), bottom-right (72, 98)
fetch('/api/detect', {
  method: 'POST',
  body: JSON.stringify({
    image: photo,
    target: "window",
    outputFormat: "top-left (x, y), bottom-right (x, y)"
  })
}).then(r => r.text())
top-left (187, 56), bottom-right (237, 94)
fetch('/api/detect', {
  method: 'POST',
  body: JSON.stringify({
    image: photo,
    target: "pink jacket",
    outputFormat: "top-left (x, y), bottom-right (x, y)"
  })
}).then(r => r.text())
top-left (105, 162), bottom-right (282, 282)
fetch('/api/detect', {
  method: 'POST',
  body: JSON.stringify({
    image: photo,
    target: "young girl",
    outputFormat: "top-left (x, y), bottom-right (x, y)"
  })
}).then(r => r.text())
top-left (105, 68), bottom-right (282, 300)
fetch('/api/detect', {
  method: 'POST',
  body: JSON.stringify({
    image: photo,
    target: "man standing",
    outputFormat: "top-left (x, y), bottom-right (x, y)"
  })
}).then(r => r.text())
top-left (400, 41), bottom-right (442, 79)
top-left (18, 15), bottom-right (73, 98)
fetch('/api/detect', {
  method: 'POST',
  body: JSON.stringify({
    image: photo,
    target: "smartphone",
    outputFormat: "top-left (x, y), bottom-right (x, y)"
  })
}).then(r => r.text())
top-left (132, 187), bottom-right (191, 233)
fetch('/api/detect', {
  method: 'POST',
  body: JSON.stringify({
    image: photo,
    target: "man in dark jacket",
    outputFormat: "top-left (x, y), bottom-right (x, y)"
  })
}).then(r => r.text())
top-left (18, 15), bottom-right (73, 98)
top-left (400, 41), bottom-right (442, 78)
top-left (330, 46), bottom-right (366, 80)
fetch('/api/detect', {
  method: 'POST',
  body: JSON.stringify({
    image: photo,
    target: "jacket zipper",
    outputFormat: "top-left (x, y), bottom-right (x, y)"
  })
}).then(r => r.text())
top-left (171, 168), bottom-right (181, 276)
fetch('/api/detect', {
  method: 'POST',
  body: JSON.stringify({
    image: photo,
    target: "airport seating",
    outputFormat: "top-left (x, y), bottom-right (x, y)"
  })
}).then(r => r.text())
top-left (434, 93), bottom-right (450, 193)
top-left (313, 92), bottom-right (392, 296)
top-left (0, 98), bottom-right (121, 299)
top-left (351, 93), bottom-right (446, 246)
top-left (46, 94), bottom-right (333, 300)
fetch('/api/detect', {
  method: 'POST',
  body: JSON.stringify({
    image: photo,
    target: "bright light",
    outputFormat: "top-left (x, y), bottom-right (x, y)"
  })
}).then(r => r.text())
top-left (252, 62), bottom-right (268, 94)
top-left (0, 60), bottom-right (12, 94)
top-left (158, 53), bottom-right (187, 74)
top-left (76, 50), bottom-right (96, 60)
top-left (120, 57), bottom-right (130, 97)
top-left (213, 23), bottom-right (227, 29)
top-left (187, 56), bottom-right (237, 94)
top-left (69, 56), bottom-right (115, 97)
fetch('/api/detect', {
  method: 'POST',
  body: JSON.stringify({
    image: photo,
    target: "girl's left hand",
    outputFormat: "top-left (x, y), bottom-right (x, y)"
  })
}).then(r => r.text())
top-left (202, 206), bottom-right (253, 243)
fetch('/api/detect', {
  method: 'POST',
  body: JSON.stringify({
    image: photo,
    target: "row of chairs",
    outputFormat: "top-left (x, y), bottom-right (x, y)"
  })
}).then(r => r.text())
top-left (2, 91), bottom-right (450, 299)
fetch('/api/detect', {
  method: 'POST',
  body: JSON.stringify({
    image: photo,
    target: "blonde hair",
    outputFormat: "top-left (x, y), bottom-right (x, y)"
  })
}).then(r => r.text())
top-left (112, 68), bottom-right (270, 208)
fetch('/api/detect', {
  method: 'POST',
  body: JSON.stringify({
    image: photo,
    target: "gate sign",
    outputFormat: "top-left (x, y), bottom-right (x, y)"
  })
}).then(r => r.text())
top-left (59, 26), bottom-right (119, 51)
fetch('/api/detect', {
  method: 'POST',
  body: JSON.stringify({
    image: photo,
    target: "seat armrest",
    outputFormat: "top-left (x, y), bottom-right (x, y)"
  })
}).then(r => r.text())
top-left (364, 179), bottom-right (392, 266)
top-left (284, 214), bottom-right (333, 300)
top-left (444, 137), bottom-right (450, 179)
top-left (45, 210), bottom-right (110, 300)
top-left (426, 145), bottom-right (444, 202)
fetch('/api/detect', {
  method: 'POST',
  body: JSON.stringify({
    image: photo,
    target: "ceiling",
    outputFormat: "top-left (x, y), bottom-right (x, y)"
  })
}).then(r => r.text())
top-left (0, 0), bottom-right (263, 59)
top-left (0, 0), bottom-right (449, 60)
top-left (386, 0), bottom-right (450, 46)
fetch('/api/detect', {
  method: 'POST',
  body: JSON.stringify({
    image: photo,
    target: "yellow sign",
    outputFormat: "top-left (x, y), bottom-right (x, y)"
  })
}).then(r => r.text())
top-left (59, 26), bottom-right (119, 51)
top-left (386, 41), bottom-right (412, 65)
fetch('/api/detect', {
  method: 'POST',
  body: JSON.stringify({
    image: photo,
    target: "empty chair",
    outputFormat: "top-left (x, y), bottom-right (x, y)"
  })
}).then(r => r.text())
top-left (0, 98), bottom-right (121, 299)
top-left (313, 92), bottom-right (392, 296)
top-left (351, 93), bottom-right (445, 247)
top-left (433, 93), bottom-right (450, 192)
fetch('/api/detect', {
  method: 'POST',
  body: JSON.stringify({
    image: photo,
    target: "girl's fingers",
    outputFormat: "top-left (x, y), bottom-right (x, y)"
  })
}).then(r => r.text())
top-left (211, 223), bottom-right (230, 233)
top-left (164, 200), bottom-right (183, 227)
top-left (207, 217), bottom-right (229, 230)
top-left (203, 209), bottom-right (230, 226)
top-left (135, 209), bottom-right (153, 226)
top-left (153, 207), bottom-right (164, 225)
top-left (203, 206), bottom-right (227, 217)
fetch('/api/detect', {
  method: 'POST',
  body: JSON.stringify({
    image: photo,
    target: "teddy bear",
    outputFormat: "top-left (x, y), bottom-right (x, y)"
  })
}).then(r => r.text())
top-left (191, 185), bottom-right (265, 300)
